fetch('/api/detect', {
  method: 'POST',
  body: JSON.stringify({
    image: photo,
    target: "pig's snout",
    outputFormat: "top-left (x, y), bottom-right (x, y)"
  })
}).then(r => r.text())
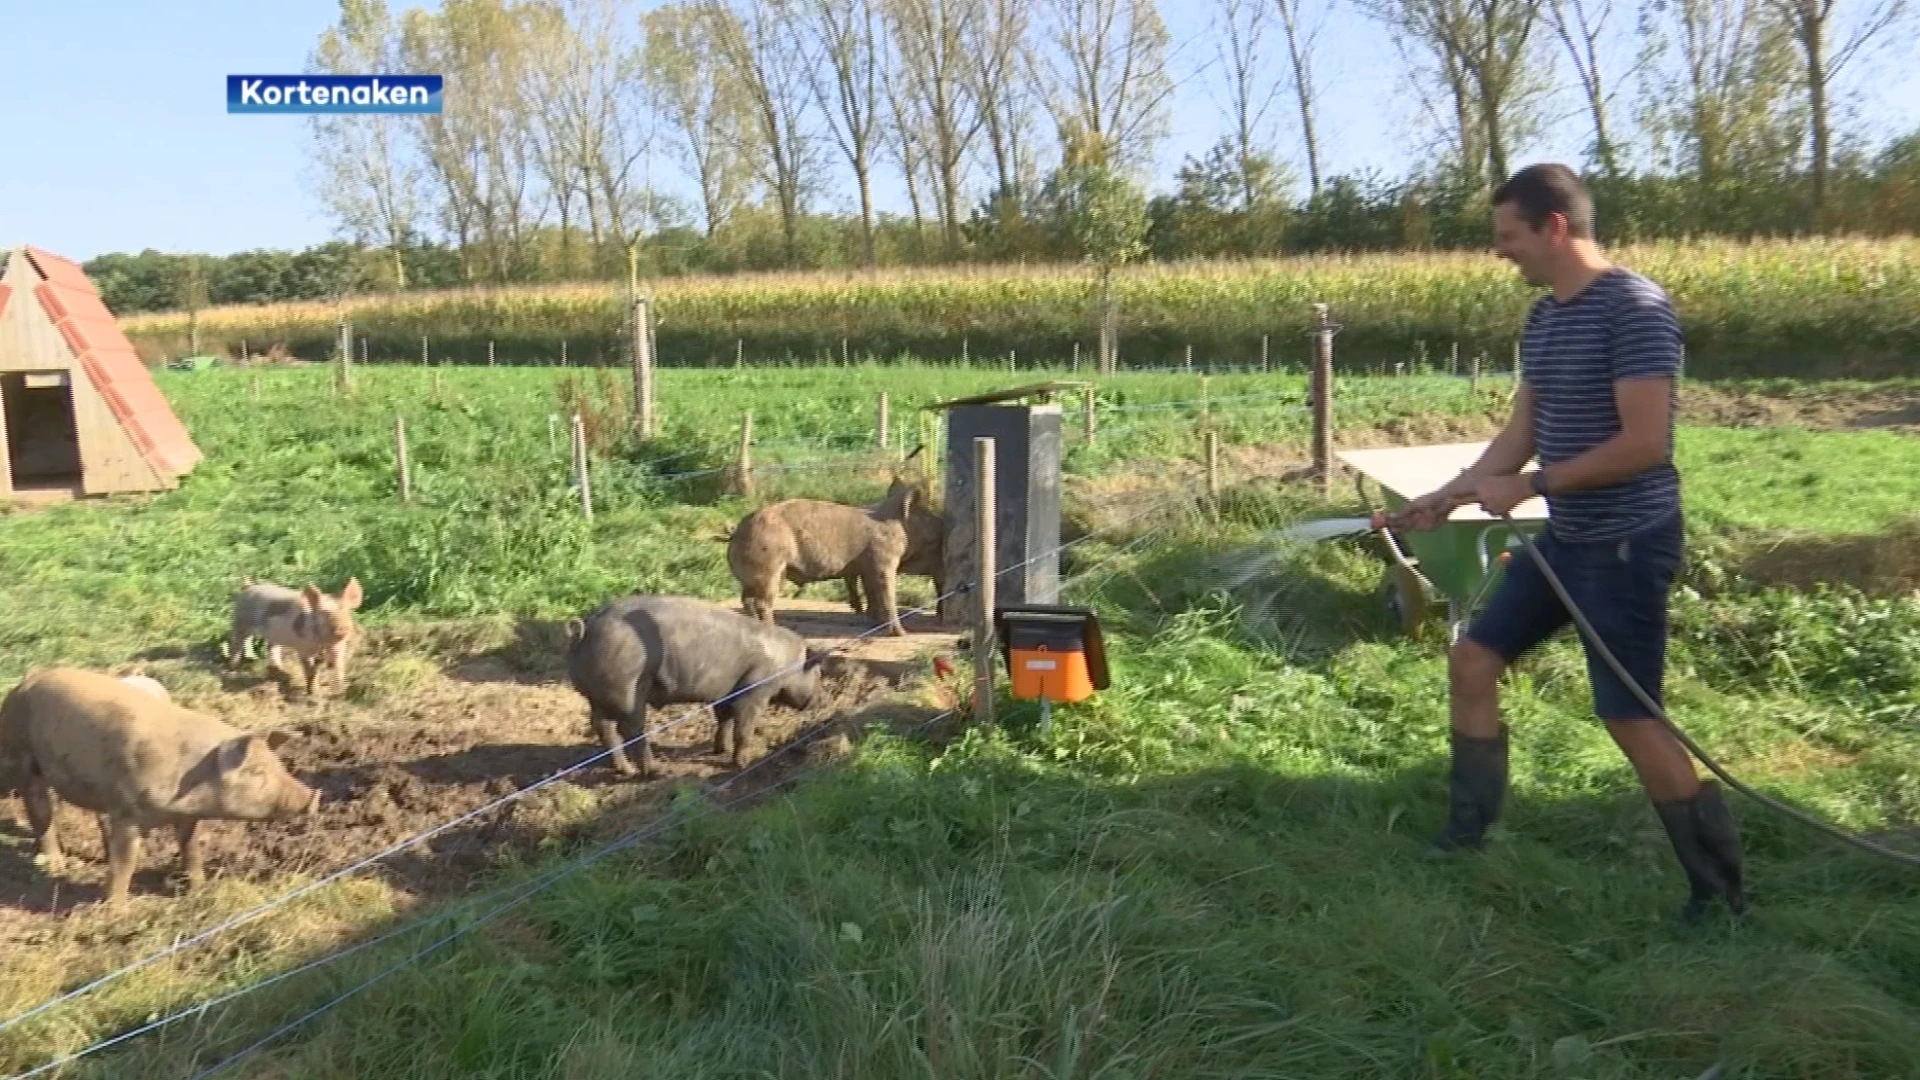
top-left (280, 781), bottom-right (322, 818)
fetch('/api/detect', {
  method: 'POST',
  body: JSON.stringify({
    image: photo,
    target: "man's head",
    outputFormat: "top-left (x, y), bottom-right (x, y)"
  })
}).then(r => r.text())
top-left (1491, 164), bottom-right (1596, 288)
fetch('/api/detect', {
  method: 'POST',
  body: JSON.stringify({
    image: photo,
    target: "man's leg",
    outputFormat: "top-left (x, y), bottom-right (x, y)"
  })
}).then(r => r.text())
top-left (1433, 539), bottom-right (1571, 851)
top-left (1579, 515), bottom-right (1745, 922)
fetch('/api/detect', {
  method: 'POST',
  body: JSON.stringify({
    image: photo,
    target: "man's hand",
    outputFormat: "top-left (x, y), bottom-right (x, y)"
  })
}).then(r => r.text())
top-left (1394, 487), bottom-right (1463, 531)
top-left (1470, 473), bottom-right (1535, 518)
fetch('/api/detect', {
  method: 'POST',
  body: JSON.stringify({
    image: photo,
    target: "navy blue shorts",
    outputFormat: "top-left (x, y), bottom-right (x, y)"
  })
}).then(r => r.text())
top-left (1464, 510), bottom-right (1684, 721)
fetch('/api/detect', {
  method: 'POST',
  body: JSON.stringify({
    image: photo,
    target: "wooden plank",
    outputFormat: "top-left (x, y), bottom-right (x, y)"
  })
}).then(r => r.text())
top-left (1337, 441), bottom-right (1548, 522)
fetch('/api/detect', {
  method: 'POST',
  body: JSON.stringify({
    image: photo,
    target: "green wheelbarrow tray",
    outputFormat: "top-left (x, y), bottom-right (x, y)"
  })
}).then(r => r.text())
top-left (1336, 442), bottom-right (1551, 641)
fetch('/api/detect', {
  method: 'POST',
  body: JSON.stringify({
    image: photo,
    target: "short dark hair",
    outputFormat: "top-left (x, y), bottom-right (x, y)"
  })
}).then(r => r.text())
top-left (1492, 164), bottom-right (1594, 239)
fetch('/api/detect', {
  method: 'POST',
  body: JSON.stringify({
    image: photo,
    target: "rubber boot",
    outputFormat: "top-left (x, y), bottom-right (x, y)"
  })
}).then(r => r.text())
top-left (1654, 780), bottom-right (1748, 925)
top-left (1429, 725), bottom-right (1509, 853)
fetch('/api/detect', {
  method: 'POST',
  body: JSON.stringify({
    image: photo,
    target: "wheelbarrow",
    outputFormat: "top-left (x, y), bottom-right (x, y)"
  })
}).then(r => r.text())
top-left (1337, 442), bottom-right (1550, 642)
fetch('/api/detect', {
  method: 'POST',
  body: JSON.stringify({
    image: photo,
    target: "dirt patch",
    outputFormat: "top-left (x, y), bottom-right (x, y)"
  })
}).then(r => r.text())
top-left (1735, 517), bottom-right (1920, 597)
top-left (1680, 384), bottom-right (1920, 433)
top-left (0, 638), bottom-right (951, 937)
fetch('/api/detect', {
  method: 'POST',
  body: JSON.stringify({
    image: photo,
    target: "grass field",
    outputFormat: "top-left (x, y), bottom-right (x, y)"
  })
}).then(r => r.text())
top-left (1, 363), bottom-right (1918, 1079)
top-left (116, 236), bottom-right (1920, 380)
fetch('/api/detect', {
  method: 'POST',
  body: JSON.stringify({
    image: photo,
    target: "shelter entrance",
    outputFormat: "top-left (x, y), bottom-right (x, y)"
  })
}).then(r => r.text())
top-left (2, 371), bottom-right (84, 490)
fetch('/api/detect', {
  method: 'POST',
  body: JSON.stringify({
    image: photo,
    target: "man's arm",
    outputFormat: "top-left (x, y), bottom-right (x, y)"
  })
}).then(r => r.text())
top-left (1534, 377), bottom-right (1671, 493)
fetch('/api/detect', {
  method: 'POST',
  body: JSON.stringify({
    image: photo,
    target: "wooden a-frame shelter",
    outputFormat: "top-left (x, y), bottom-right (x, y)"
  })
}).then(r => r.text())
top-left (0, 244), bottom-right (201, 501)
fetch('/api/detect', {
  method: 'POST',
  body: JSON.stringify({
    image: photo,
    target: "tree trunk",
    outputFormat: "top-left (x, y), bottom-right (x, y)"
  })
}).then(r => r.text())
top-left (1277, 1), bottom-right (1322, 196)
top-left (1806, 17), bottom-right (1828, 216)
top-left (856, 152), bottom-right (877, 266)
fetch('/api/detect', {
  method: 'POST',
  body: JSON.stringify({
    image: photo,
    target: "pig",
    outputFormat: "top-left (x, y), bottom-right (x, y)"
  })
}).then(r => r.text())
top-left (118, 674), bottom-right (170, 702)
top-left (563, 594), bottom-right (825, 778)
top-left (726, 480), bottom-right (931, 637)
top-left (227, 576), bottom-right (363, 696)
top-left (0, 667), bottom-right (321, 909)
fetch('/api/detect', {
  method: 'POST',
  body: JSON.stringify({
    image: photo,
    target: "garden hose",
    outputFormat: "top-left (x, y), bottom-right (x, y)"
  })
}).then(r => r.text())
top-left (1490, 509), bottom-right (1920, 871)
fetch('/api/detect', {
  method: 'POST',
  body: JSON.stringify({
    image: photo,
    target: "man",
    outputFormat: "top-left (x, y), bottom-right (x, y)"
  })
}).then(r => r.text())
top-left (1395, 163), bottom-right (1745, 925)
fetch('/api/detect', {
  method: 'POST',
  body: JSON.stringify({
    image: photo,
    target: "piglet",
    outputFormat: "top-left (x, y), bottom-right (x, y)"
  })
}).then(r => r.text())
top-left (227, 577), bottom-right (363, 695)
top-left (0, 667), bottom-right (320, 909)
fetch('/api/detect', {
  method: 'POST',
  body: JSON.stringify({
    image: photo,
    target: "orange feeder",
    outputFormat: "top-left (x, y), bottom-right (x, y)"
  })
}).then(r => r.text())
top-left (995, 606), bottom-right (1108, 734)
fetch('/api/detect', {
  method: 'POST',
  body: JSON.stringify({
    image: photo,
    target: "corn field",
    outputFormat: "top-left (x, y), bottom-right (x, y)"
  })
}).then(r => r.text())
top-left (121, 236), bottom-right (1920, 379)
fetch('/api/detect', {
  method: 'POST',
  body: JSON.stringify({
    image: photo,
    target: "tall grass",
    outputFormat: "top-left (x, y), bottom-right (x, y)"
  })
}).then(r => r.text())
top-left (119, 237), bottom-right (1920, 379)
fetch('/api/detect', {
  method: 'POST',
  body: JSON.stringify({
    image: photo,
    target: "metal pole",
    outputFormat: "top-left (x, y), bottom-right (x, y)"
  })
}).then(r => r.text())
top-left (973, 436), bottom-right (996, 728)
top-left (1312, 304), bottom-right (1334, 496)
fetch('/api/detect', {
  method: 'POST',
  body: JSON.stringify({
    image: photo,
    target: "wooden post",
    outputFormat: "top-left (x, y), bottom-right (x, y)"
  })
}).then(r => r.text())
top-left (633, 296), bottom-right (655, 438)
top-left (733, 410), bottom-right (754, 496)
top-left (488, 340), bottom-right (496, 367)
top-left (736, 338), bottom-right (744, 369)
top-left (1205, 430), bottom-right (1220, 517)
top-left (572, 413), bottom-right (593, 519)
top-left (1008, 349), bottom-right (1016, 373)
top-left (1311, 304), bottom-right (1334, 496)
top-left (877, 392), bottom-right (890, 448)
top-left (1071, 341), bottom-right (1080, 372)
top-left (561, 340), bottom-right (568, 367)
top-left (337, 321), bottom-right (353, 394)
top-left (422, 336), bottom-right (429, 365)
top-left (1185, 344), bottom-right (1193, 373)
top-left (972, 436), bottom-right (996, 727)
top-left (250, 374), bottom-right (261, 403)
top-left (1449, 342), bottom-right (1459, 376)
top-left (1082, 389), bottom-right (1097, 442)
top-left (1201, 375), bottom-right (1211, 430)
top-left (842, 338), bottom-right (850, 365)
top-left (1470, 353), bottom-right (1481, 391)
top-left (240, 338), bottom-right (248, 363)
top-left (361, 339), bottom-right (369, 366)
top-left (395, 415), bottom-right (411, 503)
top-left (1261, 333), bottom-right (1269, 373)
top-left (960, 337), bottom-right (969, 365)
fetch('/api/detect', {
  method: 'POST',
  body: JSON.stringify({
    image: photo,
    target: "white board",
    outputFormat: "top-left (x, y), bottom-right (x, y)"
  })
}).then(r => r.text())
top-left (1337, 441), bottom-right (1549, 523)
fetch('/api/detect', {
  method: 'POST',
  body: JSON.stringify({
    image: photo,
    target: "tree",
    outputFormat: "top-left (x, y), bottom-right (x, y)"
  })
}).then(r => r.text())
top-left (966, 0), bottom-right (1040, 214)
top-left (706, 0), bottom-right (822, 266)
top-left (1039, 130), bottom-right (1148, 372)
top-left (1272, 0), bottom-right (1333, 197)
top-left (400, 0), bottom-right (547, 283)
top-left (1034, 0), bottom-right (1176, 173)
top-left (643, 3), bottom-right (755, 237)
top-left (309, 0), bottom-right (425, 288)
top-left (1210, 0), bottom-right (1286, 209)
top-left (886, 0), bottom-right (987, 255)
top-left (1764, 0), bottom-right (1909, 215)
top-left (522, 0), bottom-right (651, 275)
top-left (803, 0), bottom-right (889, 265)
top-left (1544, 0), bottom-right (1633, 177)
top-left (1361, 0), bottom-right (1549, 187)
top-left (1637, 0), bottom-right (1803, 192)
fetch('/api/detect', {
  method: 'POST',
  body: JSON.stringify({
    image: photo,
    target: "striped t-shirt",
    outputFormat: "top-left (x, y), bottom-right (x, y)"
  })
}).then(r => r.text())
top-left (1521, 266), bottom-right (1683, 541)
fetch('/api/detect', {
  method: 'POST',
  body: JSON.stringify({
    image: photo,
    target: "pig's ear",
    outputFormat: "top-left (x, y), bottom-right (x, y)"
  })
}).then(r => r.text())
top-left (216, 735), bottom-right (267, 774)
top-left (301, 585), bottom-right (322, 610)
top-left (341, 577), bottom-right (363, 610)
top-left (264, 729), bottom-right (295, 753)
top-left (564, 618), bottom-right (586, 645)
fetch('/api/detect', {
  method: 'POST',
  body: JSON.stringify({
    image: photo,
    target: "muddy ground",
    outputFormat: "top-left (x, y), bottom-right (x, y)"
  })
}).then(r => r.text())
top-left (0, 603), bottom-right (964, 941)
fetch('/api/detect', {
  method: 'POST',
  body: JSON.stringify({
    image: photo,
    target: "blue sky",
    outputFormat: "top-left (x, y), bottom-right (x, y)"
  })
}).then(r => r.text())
top-left (2, 0), bottom-right (1914, 262)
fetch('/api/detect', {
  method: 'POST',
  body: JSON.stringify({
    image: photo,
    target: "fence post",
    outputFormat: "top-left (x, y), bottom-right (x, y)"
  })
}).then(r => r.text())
top-left (240, 338), bottom-right (248, 363)
top-left (361, 339), bottom-right (369, 367)
top-left (877, 392), bottom-right (890, 449)
top-left (548, 413), bottom-right (559, 453)
top-left (572, 413), bottom-right (593, 519)
top-left (395, 415), bottom-right (411, 503)
top-left (1008, 349), bottom-right (1016, 373)
top-left (1312, 304), bottom-right (1334, 497)
top-left (1261, 333), bottom-right (1269, 373)
top-left (488, 340), bottom-right (495, 367)
top-left (732, 410), bottom-right (754, 496)
top-left (1082, 388), bottom-right (1096, 442)
top-left (422, 336), bottom-right (429, 366)
top-left (633, 296), bottom-right (655, 439)
top-left (1185, 343), bottom-right (1193, 373)
top-left (736, 338), bottom-right (744, 369)
top-left (1201, 374), bottom-right (1211, 430)
top-left (972, 436), bottom-right (996, 728)
top-left (1205, 430), bottom-right (1220, 517)
top-left (432, 368), bottom-right (442, 399)
top-left (250, 374), bottom-right (261, 403)
top-left (561, 340), bottom-right (568, 368)
top-left (1071, 341), bottom-right (1080, 372)
top-left (1470, 352), bottom-right (1481, 391)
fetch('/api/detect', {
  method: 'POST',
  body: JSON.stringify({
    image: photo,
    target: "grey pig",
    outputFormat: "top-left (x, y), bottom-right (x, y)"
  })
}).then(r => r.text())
top-left (0, 667), bottom-right (320, 909)
top-left (227, 577), bottom-right (363, 695)
top-left (725, 480), bottom-right (932, 636)
top-left (564, 595), bottom-right (824, 778)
